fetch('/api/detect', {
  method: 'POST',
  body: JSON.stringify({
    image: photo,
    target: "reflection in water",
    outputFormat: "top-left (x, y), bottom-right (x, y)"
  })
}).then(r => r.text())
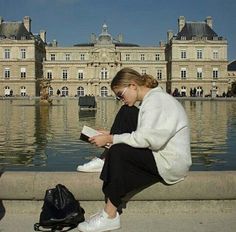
top-left (0, 98), bottom-right (236, 171)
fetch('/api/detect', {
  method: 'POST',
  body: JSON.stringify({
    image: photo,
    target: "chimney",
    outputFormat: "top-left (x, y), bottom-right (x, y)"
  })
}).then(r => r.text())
top-left (52, 39), bottom-right (58, 47)
top-left (40, 30), bottom-right (46, 43)
top-left (159, 41), bottom-right (165, 47)
top-left (167, 30), bottom-right (174, 42)
top-left (178, 16), bottom-right (185, 32)
top-left (23, 16), bottom-right (31, 32)
top-left (205, 16), bottom-right (213, 28)
top-left (117, 33), bottom-right (123, 43)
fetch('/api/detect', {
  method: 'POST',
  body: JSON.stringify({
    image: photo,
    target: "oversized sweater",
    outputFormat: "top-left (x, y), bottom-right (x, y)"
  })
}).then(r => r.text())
top-left (113, 87), bottom-right (192, 184)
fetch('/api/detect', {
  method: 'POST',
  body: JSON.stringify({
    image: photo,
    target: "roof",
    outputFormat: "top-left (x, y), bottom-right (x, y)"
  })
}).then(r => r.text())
top-left (74, 23), bottom-right (139, 48)
top-left (0, 21), bottom-right (34, 40)
top-left (228, 60), bottom-right (236, 71)
top-left (74, 42), bottom-right (139, 47)
top-left (176, 22), bottom-right (218, 40)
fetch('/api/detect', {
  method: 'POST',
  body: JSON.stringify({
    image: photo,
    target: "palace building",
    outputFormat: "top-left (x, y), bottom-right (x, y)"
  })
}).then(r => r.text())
top-left (0, 16), bottom-right (229, 97)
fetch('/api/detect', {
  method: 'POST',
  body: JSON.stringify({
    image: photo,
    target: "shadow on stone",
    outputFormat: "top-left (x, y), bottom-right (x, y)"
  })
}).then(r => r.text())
top-left (0, 172), bottom-right (6, 220)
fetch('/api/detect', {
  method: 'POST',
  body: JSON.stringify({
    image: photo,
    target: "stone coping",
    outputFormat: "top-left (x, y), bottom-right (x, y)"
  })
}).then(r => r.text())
top-left (0, 171), bottom-right (236, 201)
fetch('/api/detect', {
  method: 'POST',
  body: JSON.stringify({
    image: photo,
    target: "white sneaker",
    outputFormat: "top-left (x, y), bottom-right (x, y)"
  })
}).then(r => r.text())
top-left (77, 157), bottom-right (104, 172)
top-left (78, 209), bottom-right (120, 232)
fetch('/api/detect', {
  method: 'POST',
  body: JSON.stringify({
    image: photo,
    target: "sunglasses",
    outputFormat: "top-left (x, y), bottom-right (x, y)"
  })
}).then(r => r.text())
top-left (116, 87), bottom-right (128, 101)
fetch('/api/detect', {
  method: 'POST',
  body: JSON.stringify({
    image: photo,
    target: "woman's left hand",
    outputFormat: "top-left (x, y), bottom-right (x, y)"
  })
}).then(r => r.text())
top-left (89, 134), bottom-right (113, 147)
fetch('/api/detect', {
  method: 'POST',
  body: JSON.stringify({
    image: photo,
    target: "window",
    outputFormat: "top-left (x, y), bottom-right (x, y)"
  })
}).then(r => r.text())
top-left (196, 86), bottom-right (203, 96)
top-left (65, 54), bottom-right (70, 61)
top-left (141, 69), bottom-right (146, 75)
top-left (213, 50), bottom-right (219, 59)
top-left (213, 68), bottom-right (218, 79)
top-left (155, 53), bottom-right (160, 61)
top-left (20, 67), bottom-right (26, 78)
top-left (80, 54), bottom-right (85, 61)
top-left (100, 68), bottom-right (108, 80)
top-left (101, 86), bottom-right (108, 97)
top-left (77, 86), bottom-right (84, 96)
top-left (197, 49), bottom-right (203, 59)
top-left (157, 70), bottom-right (162, 80)
top-left (62, 69), bottom-right (68, 80)
top-left (61, 86), bottom-right (68, 96)
top-left (20, 48), bottom-right (26, 59)
top-left (47, 71), bottom-right (52, 80)
top-left (140, 54), bottom-right (145, 61)
top-left (50, 54), bottom-right (56, 61)
top-left (4, 68), bottom-right (10, 79)
top-left (180, 86), bottom-right (187, 97)
top-left (197, 67), bottom-right (203, 79)
top-left (181, 50), bottom-right (186, 59)
top-left (78, 70), bottom-right (84, 80)
top-left (49, 87), bottom-right (53, 96)
top-left (4, 86), bottom-right (11, 96)
top-left (181, 68), bottom-right (187, 79)
top-left (4, 49), bottom-right (10, 59)
top-left (20, 86), bottom-right (26, 96)
top-left (125, 54), bottom-right (130, 61)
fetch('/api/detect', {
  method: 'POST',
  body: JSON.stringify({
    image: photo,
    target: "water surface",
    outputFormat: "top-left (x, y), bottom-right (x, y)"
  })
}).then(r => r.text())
top-left (0, 98), bottom-right (236, 171)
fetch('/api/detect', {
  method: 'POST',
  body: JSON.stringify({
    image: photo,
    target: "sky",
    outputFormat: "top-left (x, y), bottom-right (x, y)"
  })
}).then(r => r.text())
top-left (0, 0), bottom-right (235, 61)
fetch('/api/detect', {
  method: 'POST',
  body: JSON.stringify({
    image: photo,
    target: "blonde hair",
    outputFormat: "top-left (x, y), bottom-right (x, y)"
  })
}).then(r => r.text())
top-left (111, 68), bottom-right (158, 90)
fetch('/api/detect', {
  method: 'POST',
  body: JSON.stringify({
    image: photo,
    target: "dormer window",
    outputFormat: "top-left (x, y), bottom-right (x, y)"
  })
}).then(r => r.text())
top-left (21, 35), bottom-right (27, 40)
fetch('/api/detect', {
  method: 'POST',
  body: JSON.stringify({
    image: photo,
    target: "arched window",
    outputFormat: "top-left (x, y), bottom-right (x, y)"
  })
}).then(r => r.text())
top-left (196, 86), bottom-right (203, 97)
top-left (4, 86), bottom-right (10, 96)
top-left (61, 86), bottom-right (68, 96)
top-left (180, 86), bottom-right (186, 97)
top-left (20, 86), bottom-right (26, 96)
top-left (101, 86), bottom-right (108, 97)
top-left (77, 86), bottom-right (84, 96)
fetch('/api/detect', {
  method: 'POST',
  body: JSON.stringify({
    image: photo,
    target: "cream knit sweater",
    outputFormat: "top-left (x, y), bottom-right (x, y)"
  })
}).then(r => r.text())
top-left (113, 87), bottom-right (192, 184)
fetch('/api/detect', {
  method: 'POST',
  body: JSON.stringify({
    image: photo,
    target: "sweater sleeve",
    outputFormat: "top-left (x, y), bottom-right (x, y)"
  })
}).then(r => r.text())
top-left (113, 95), bottom-right (181, 151)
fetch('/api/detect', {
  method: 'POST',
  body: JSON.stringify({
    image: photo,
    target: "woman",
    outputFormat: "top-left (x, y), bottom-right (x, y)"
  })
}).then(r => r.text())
top-left (78, 68), bottom-right (192, 232)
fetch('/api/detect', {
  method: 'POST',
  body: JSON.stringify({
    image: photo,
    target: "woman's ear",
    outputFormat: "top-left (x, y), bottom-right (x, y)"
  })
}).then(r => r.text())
top-left (129, 80), bottom-right (137, 89)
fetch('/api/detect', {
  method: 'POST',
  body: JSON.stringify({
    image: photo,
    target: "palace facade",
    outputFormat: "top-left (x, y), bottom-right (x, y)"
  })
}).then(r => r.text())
top-left (0, 16), bottom-right (230, 97)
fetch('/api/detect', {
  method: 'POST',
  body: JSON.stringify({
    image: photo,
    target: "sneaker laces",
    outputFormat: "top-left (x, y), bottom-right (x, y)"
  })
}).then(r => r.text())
top-left (87, 210), bottom-right (104, 225)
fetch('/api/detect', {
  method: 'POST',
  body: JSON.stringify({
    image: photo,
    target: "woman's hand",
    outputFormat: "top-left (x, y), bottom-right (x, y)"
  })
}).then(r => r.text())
top-left (97, 129), bottom-right (110, 135)
top-left (89, 134), bottom-right (113, 147)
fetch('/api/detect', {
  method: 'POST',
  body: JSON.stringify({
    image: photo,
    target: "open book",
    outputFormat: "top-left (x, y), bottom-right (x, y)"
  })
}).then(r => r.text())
top-left (80, 125), bottom-right (110, 148)
top-left (80, 125), bottom-right (101, 142)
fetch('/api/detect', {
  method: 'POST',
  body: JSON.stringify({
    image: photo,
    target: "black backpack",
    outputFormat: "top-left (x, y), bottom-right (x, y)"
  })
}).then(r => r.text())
top-left (34, 184), bottom-right (85, 232)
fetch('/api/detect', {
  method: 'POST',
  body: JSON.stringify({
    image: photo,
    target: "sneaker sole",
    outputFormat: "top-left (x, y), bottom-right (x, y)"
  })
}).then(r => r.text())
top-left (77, 168), bottom-right (102, 173)
top-left (78, 225), bottom-right (120, 232)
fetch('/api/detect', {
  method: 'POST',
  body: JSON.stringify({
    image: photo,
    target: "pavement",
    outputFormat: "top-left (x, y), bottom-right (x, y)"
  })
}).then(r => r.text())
top-left (0, 200), bottom-right (236, 232)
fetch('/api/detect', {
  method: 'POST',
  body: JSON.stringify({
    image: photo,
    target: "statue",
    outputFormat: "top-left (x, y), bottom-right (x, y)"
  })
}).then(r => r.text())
top-left (39, 79), bottom-right (53, 105)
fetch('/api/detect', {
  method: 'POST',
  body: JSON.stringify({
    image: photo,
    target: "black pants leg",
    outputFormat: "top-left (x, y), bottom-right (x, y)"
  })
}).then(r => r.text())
top-left (99, 104), bottom-right (161, 208)
top-left (100, 144), bottom-right (162, 208)
top-left (99, 105), bottom-right (139, 159)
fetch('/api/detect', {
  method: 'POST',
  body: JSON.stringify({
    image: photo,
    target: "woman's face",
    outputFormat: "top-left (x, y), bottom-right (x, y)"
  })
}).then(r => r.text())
top-left (114, 84), bottom-right (137, 106)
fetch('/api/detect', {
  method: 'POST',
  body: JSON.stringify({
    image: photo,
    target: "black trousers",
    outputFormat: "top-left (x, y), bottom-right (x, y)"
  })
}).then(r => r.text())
top-left (100, 105), bottom-right (162, 208)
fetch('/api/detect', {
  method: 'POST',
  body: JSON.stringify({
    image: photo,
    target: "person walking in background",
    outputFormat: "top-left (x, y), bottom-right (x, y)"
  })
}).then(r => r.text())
top-left (78, 68), bottom-right (192, 232)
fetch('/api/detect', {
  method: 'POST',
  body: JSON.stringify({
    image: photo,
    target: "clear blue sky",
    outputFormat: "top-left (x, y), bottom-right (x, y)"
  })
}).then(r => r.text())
top-left (1, 0), bottom-right (235, 61)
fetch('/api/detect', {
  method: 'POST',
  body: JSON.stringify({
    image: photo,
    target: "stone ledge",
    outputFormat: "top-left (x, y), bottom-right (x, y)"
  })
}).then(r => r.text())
top-left (1, 200), bottom-right (236, 214)
top-left (0, 171), bottom-right (236, 200)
